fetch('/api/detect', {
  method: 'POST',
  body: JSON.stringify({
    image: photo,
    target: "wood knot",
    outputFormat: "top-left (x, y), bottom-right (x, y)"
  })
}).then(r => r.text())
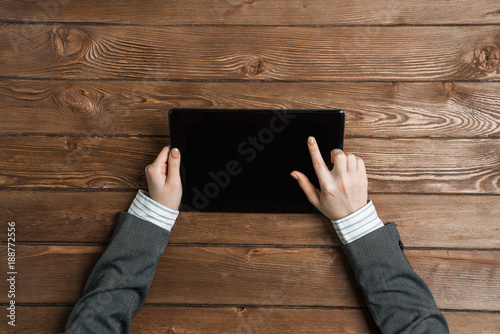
top-left (51, 26), bottom-right (90, 59)
top-left (485, 9), bottom-right (500, 16)
top-left (247, 59), bottom-right (266, 75)
top-left (248, 248), bottom-right (262, 256)
top-left (236, 307), bottom-right (247, 313)
top-left (63, 138), bottom-right (93, 156)
top-left (64, 139), bottom-right (78, 153)
top-left (444, 82), bottom-right (454, 93)
top-left (474, 46), bottom-right (500, 72)
top-left (53, 85), bottom-right (103, 119)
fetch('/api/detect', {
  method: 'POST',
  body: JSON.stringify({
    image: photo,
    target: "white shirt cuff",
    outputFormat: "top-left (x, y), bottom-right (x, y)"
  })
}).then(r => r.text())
top-left (127, 190), bottom-right (179, 231)
top-left (331, 200), bottom-right (384, 245)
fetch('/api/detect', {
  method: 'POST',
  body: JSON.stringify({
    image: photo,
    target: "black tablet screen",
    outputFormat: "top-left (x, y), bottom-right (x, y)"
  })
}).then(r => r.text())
top-left (169, 109), bottom-right (344, 213)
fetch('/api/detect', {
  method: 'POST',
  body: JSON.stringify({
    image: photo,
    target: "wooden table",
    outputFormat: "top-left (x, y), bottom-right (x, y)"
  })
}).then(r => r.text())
top-left (1, 1), bottom-right (499, 333)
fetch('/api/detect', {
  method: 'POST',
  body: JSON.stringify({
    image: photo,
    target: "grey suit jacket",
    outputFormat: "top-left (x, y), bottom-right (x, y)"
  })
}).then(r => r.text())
top-left (342, 223), bottom-right (449, 333)
top-left (65, 213), bottom-right (448, 333)
top-left (65, 211), bottom-right (171, 333)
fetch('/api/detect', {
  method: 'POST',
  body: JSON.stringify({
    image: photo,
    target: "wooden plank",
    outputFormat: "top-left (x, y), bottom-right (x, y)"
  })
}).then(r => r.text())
top-left (132, 307), bottom-right (379, 334)
top-left (439, 311), bottom-right (500, 334)
top-left (1, 136), bottom-right (499, 194)
top-left (0, 305), bottom-right (376, 334)
top-left (1, 245), bottom-right (499, 311)
top-left (4, 306), bottom-right (500, 334)
top-left (1, 306), bottom-right (72, 334)
top-left (1, 191), bottom-right (136, 242)
top-left (346, 138), bottom-right (500, 194)
top-left (2, 0), bottom-right (500, 26)
top-left (2, 25), bottom-right (500, 81)
top-left (0, 136), bottom-right (166, 189)
top-left (2, 191), bottom-right (499, 249)
top-left (410, 250), bottom-right (500, 311)
top-left (1, 80), bottom-right (500, 138)
top-left (373, 194), bottom-right (500, 249)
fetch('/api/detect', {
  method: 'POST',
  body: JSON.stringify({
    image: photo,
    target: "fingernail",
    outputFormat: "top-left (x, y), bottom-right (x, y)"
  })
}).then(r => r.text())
top-left (290, 173), bottom-right (298, 180)
top-left (171, 148), bottom-right (180, 158)
top-left (308, 136), bottom-right (315, 145)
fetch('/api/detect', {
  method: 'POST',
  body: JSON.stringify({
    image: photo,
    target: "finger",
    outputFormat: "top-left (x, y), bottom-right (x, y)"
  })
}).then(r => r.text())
top-left (346, 153), bottom-right (357, 175)
top-left (166, 147), bottom-right (181, 184)
top-left (151, 146), bottom-right (170, 169)
top-left (290, 171), bottom-right (321, 208)
top-left (331, 149), bottom-right (347, 175)
top-left (356, 156), bottom-right (367, 180)
top-left (307, 136), bottom-right (331, 182)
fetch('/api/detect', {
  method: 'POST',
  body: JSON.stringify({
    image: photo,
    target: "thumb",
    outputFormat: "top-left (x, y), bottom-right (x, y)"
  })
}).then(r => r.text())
top-left (290, 171), bottom-right (320, 208)
top-left (166, 148), bottom-right (181, 185)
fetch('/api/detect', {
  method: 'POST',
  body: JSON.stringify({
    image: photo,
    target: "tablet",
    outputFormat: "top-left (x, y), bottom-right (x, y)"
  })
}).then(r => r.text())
top-left (169, 109), bottom-right (344, 213)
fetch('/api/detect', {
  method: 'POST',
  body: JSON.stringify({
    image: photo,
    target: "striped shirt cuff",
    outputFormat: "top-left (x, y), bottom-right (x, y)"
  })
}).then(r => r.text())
top-left (128, 190), bottom-right (179, 231)
top-left (331, 200), bottom-right (384, 245)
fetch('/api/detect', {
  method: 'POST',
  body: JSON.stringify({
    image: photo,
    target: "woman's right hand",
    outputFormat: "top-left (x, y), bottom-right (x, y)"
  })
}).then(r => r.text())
top-left (290, 136), bottom-right (368, 221)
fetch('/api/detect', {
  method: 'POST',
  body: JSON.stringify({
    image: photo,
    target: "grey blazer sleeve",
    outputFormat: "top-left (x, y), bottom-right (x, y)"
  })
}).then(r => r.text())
top-left (341, 223), bottom-right (449, 334)
top-left (65, 211), bottom-right (171, 334)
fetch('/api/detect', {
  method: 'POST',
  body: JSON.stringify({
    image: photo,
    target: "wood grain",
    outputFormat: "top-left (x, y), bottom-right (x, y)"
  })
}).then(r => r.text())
top-left (346, 138), bottom-right (500, 194)
top-left (1, 136), bottom-right (498, 193)
top-left (0, 136), bottom-right (167, 189)
top-left (2, 25), bottom-right (500, 81)
top-left (2, 0), bottom-right (500, 26)
top-left (1, 0), bottom-right (499, 331)
top-left (3, 306), bottom-right (500, 334)
top-left (131, 306), bottom-right (379, 334)
top-left (0, 306), bottom-right (378, 333)
top-left (1, 80), bottom-right (500, 138)
top-left (1, 245), bottom-right (499, 311)
top-left (2, 191), bottom-right (499, 249)
top-left (0, 191), bottom-right (136, 243)
top-left (0, 305), bottom-right (375, 334)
